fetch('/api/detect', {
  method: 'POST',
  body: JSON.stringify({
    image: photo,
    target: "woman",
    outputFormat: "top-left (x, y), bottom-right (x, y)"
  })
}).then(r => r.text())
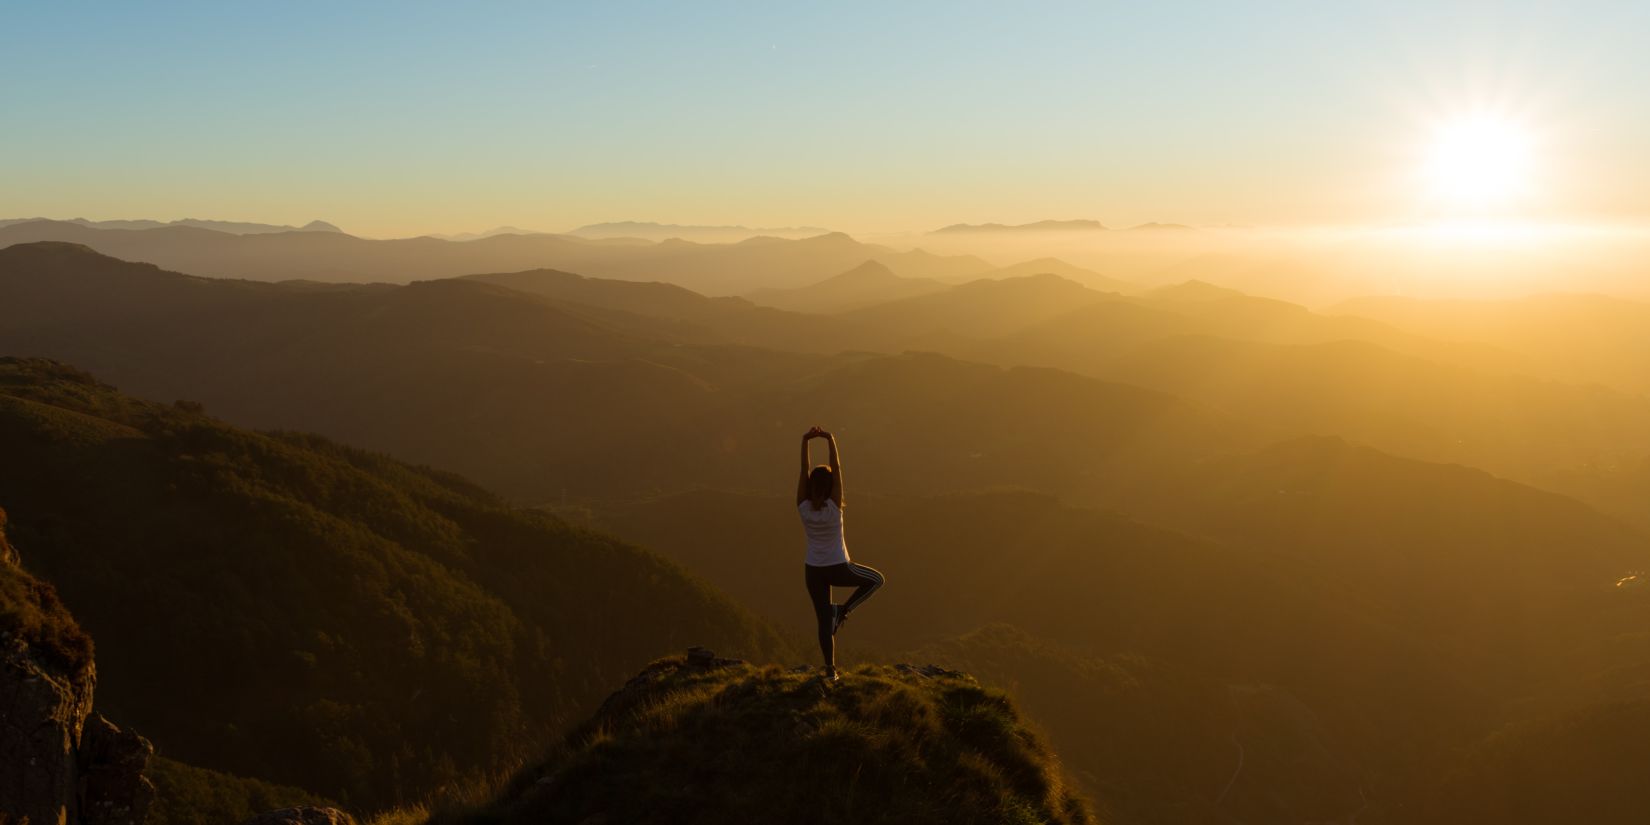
top-left (798, 426), bottom-right (885, 681)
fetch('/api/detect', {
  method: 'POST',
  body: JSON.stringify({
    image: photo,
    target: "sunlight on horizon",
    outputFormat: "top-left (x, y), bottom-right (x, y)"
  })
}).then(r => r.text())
top-left (1412, 110), bottom-right (1537, 219)
top-left (1422, 114), bottom-right (1538, 211)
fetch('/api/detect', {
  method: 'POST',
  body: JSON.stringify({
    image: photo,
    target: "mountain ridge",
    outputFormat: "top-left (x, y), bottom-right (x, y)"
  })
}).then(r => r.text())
top-left (932, 220), bottom-right (1108, 234)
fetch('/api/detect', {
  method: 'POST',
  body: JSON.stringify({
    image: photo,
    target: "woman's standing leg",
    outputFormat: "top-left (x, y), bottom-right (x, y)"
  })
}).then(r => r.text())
top-left (805, 565), bottom-right (834, 670)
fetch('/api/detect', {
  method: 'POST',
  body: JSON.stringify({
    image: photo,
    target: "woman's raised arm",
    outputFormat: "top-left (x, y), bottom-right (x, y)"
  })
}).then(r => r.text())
top-left (824, 432), bottom-right (843, 505)
top-left (797, 430), bottom-right (813, 505)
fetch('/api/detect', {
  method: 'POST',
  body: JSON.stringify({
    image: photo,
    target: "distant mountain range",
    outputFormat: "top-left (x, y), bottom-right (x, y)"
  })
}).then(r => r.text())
top-left (0, 216), bottom-right (341, 234)
top-left (568, 221), bottom-right (831, 242)
top-left (931, 219), bottom-right (1195, 234)
top-left (0, 220), bottom-right (988, 294)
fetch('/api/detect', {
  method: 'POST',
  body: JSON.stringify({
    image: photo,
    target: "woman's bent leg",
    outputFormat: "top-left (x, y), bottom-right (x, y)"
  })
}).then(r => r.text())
top-left (805, 565), bottom-right (834, 669)
top-left (838, 563), bottom-right (885, 616)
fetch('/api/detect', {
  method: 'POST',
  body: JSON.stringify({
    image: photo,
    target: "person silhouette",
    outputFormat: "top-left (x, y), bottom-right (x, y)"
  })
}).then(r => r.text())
top-left (797, 426), bottom-right (884, 681)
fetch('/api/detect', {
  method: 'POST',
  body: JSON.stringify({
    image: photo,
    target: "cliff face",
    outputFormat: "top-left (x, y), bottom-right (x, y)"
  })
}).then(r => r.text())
top-left (454, 648), bottom-right (1092, 825)
top-left (0, 628), bottom-right (95, 825)
top-left (0, 507), bottom-right (154, 825)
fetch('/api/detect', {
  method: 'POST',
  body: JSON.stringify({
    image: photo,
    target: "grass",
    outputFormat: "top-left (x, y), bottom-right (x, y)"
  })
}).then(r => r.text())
top-left (145, 757), bottom-right (337, 825)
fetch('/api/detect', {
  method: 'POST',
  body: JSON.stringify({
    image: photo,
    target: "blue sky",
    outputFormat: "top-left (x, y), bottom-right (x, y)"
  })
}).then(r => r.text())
top-left (4, 1), bottom-right (1646, 236)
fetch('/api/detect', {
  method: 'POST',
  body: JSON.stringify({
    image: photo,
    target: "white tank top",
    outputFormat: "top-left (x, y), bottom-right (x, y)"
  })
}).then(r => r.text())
top-left (799, 499), bottom-right (850, 567)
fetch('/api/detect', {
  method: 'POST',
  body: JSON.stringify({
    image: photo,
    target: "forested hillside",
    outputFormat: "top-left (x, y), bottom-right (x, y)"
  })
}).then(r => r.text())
top-left (0, 357), bottom-right (788, 806)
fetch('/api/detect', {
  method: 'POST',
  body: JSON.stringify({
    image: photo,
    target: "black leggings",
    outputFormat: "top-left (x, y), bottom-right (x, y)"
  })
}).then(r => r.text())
top-left (805, 562), bottom-right (885, 668)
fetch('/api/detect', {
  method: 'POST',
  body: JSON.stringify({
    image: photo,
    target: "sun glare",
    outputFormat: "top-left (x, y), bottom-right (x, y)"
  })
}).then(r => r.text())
top-left (1423, 115), bottom-right (1536, 211)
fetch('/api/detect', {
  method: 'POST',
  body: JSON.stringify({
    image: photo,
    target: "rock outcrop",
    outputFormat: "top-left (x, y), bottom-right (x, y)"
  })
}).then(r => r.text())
top-left (0, 507), bottom-right (154, 825)
top-left (0, 626), bottom-right (94, 825)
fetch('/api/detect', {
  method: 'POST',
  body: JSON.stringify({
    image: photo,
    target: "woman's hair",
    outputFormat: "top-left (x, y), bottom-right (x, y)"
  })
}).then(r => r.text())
top-left (807, 465), bottom-right (834, 508)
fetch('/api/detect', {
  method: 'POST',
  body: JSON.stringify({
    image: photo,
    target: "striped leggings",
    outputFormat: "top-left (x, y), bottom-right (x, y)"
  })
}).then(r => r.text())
top-left (805, 561), bottom-right (885, 668)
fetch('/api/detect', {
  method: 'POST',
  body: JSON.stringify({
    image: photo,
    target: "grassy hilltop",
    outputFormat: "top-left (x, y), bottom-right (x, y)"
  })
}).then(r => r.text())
top-left (447, 653), bottom-right (1091, 825)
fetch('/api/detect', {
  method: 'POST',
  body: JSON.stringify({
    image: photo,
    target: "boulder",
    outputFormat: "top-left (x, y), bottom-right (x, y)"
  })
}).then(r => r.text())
top-left (77, 715), bottom-right (154, 825)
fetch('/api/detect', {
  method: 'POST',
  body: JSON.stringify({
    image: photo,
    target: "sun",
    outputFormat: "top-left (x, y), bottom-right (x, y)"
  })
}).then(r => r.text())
top-left (1422, 115), bottom-right (1536, 211)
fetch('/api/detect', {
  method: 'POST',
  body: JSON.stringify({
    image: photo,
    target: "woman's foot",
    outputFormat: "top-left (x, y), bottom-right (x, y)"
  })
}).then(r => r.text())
top-left (823, 666), bottom-right (840, 682)
top-left (830, 604), bottom-right (846, 635)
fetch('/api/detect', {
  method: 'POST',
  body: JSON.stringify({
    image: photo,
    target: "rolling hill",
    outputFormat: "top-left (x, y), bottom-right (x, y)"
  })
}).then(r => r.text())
top-left (0, 357), bottom-right (789, 806)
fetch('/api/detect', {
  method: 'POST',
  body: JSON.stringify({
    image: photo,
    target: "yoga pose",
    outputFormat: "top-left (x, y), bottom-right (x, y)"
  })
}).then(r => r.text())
top-left (798, 426), bottom-right (884, 681)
